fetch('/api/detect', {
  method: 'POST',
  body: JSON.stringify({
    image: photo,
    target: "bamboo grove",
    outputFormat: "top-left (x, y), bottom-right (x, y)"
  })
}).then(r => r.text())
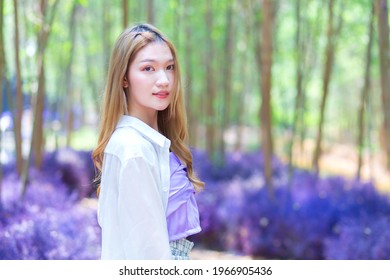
top-left (1, 0), bottom-right (390, 195)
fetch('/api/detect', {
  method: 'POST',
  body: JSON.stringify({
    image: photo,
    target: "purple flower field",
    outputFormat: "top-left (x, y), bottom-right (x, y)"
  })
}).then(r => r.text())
top-left (1, 148), bottom-right (390, 259)
top-left (0, 149), bottom-right (101, 260)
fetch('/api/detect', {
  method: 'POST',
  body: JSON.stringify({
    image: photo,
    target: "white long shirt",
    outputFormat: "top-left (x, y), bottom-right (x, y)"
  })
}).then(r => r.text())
top-left (97, 115), bottom-right (172, 259)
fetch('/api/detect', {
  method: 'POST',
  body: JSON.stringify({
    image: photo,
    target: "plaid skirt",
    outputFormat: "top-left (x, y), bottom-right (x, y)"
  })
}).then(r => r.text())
top-left (169, 239), bottom-right (194, 260)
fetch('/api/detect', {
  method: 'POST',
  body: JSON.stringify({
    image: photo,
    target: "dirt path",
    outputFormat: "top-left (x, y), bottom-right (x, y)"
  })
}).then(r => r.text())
top-left (289, 141), bottom-right (390, 194)
top-left (190, 248), bottom-right (252, 260)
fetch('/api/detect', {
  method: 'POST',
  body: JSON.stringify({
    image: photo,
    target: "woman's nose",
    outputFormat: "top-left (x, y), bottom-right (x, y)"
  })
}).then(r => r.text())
top-left (156, 70), bottom-right (169, 87)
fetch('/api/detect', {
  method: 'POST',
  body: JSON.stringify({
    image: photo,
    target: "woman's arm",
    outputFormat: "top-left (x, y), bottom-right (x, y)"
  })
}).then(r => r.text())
top-left (117, 156), bottom-right (171, 259)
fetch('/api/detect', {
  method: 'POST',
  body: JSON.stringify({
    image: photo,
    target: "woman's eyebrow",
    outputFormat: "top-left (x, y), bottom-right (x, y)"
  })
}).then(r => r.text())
top-left (139, 58), bottom-right (174, 63)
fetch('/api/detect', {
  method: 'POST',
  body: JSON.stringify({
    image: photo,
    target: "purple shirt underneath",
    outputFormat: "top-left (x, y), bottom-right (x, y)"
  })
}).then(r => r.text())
top-left (166, 152), bottom-right (202, 242)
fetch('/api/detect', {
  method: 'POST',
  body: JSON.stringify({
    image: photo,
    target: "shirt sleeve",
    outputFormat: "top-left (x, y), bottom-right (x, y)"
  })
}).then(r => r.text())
top-left (117, 156), bottom-right (172, 259)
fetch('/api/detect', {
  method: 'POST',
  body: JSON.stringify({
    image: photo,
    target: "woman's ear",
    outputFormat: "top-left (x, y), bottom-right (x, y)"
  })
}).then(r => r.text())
top-left (123, 77), bottom-right (128, 88)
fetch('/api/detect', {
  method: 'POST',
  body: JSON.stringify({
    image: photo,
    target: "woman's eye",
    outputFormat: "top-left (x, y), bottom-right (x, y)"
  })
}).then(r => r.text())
top-left (167, 64), bottom-right (175, 71)
top-left (144, 66), bottom-right (154, 71)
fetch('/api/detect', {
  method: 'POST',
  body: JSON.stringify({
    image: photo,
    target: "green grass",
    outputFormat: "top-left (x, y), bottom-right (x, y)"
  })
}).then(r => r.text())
top-left (46, 126), bottom-right (97, 151)
top-left (71, 126), bottom-right (98, 151)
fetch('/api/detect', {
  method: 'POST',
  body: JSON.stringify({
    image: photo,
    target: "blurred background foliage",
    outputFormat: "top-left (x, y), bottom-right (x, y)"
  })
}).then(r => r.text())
top-left (1, 0), bottom-right (390, 259)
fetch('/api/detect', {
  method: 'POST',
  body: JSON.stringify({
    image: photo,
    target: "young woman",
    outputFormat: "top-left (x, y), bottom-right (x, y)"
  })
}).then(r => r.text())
top-left (92, 23), bottom-right (204, 260)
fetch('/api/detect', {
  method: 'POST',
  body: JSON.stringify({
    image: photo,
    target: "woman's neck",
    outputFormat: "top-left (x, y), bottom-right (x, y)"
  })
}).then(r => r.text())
top-left (129, 110), bottom-right (159, 131)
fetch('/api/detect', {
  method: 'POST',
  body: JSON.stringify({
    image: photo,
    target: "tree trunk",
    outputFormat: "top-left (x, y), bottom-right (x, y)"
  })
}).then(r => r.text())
top-left (376, 0), bottom-right (390, 171)
top-left (80, 29), bottom-right (100, 118)
top-left (22, 0), bottom-right (59, 195)
top-left (122, 0), bottom-right (128, 29)
top-left (183, 0), bottom-right (195, 146)
top-left (312, 0), bottom-right (343, 174)
top-left (0, 0), bottom-right (4, 208)
top-left (147, 0), bottom-right (155, 25)
top-left (297, 0), bottom-right (322, 165)
top-left (33, 0), bottom-right (59, 167)
top-left (288, 0), bottom-right (321, 179)
top-left (65, 3), bottom-right (78, 147)
top-left (221, 0), bottom-right (235, 156)
top-left (287, 0), bottom-right (303, 183)
top-left (356, 3), bottom-right (374, 180)
top-left (259, 0), bottom-right (275, 196)
top-left (205, 1), bottom-right (217, 160)
top-left (235, 2), bottom-right (251, 152)
top-left (32, 58), bottom-right (45, 167)
top-left (12, 0), bottom-right (23, 175)
top-left (172, 0), bottom-right (181, 47)
top-left (102, 0), bottom-right (111, 74)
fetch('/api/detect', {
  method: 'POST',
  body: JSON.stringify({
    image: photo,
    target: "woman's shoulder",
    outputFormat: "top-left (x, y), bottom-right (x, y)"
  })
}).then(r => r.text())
top-left (169, 152), bottom-right (188, 175)
top-left (105, 127), bottom-right (155, 161)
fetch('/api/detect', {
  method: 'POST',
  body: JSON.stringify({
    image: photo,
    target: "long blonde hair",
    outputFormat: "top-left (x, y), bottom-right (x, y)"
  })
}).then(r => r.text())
top-left (92, 23), bottom-right (204, 195)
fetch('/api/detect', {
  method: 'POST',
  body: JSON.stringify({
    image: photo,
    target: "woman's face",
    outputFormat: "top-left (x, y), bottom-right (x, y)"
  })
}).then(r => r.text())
top-left (125, 41), bottom-right (175, 120)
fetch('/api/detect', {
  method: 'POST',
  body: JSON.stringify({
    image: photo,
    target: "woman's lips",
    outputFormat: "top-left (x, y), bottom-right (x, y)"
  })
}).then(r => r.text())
top-left (152, 91), bottom-right (169, 98)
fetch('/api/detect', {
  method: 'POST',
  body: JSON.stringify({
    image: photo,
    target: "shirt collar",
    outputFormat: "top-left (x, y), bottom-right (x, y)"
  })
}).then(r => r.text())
top-left (116, 115), bottom-right (171, 149)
